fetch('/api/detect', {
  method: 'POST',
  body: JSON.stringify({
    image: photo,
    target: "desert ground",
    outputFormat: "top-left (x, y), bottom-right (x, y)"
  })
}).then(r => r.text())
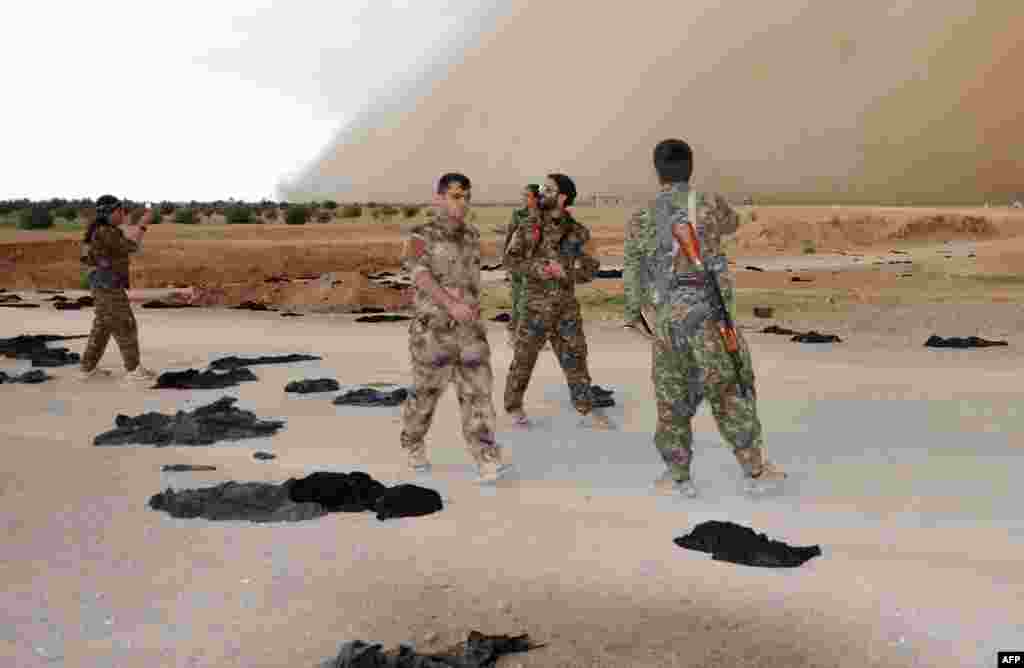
top-left (2, 205), bottom-right (1023, 667)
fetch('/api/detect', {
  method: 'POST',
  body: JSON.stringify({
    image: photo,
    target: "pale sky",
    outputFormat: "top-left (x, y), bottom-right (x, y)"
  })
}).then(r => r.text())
top-left (1, 1), bottom-right (475, 203)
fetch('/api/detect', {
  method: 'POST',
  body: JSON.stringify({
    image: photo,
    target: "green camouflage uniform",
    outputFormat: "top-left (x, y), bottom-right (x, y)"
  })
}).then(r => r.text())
top-left (624, 183), bottom-right (768, 482)
top-left (80, 224), bottom-right (142, 372)
top-left (503, 208), bottom-right (601, 415)
top-left (503, 207), bottom-right (530, 335)
top-left (399, 209), bottom-right (505, 466)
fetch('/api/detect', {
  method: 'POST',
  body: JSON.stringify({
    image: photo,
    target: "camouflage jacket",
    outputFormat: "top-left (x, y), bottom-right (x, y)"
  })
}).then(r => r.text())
top-left (82, 223), bottom-right (139, 289)
top-left (503, 207), bottom-right (531, 275)
top-left (503, 209), bottom-right (600, 298)
top-left (623, 184), bottom-right (740, 328)
top-left (401, 208), bottom-right (482, 324)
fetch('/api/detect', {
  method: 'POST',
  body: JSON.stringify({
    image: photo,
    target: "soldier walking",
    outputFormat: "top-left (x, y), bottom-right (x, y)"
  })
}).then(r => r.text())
top-left (623, 140), bottom-right (786, 497)
top-left (503, 173), bottom-right (610, 429)
top-left (503, 184), bottom-right (541, 347)
top-left (78, 195), bottom-right (157, 383)
top-left (399, 173), bottom-right (511, 484)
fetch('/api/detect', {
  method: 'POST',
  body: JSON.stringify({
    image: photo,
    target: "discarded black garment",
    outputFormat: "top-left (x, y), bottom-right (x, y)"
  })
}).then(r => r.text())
top-left (333, 387), bottom-right (408, 407)
top-left (760, 325), bottom-right (799, 336)
top-left (161, 464), bottom-right (217, 472)
top-left (490, 312), bottom-right (511, 323)
top-left (153, 368), bottom-right (259, 390)
top-left (674, 521), bottom-right (822, 568)
top-left (0, 369), bottom-right (49, 384)
top-left (141, 300), bottom-right (199, 308)
top-left (355, 314), bottom-right (412, 323)
top-left (281, 311), bottom-right (303, 317)
top-left (253, 451), bottom-right (276, 460)
top-left (481, 263), bottom-right (503, 271)
top-left (44, 295), bottom-right (68, 301)
top-left (323, 631), bottom-right (544, 668)
top-left (93, 396), bottom-right (286, 446)
top-left (744, 265), bottom-right (765, 272)
top-left (374, 484), bottom-right (444, 521)
top-left (791, 331), bottom-right (842, 343)
top-left (0, 303), bottom-right (39, 308)
top-left (924, 335), bottom-right (1008, 348)
top-left (0, 334), bottom-right (86, 367)
top-left (232, 301), bottom-right (278, 311)
top-left (595, 269), bottom-right (622, 278)
top-left (285, 378), bottom-right (341, 394)
top-left (54, 296), bottom-right (95, 310)
top-left (149, 480), bottom-right (326, 523)
top-left (208, 354), bottom-right (322, 371)
top-left (37, 289), bottom-right (64, 294)
top-left (0, 294), bottom-right (22, 302)
top-left (289, 471), bottom-right (388, 512)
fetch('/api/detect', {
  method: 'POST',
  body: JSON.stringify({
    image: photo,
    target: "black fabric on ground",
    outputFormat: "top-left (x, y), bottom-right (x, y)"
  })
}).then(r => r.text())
top-left (281, 311), bottom-right (304, 317)
top-left (480, 263), bottom-right (502, 270)
top-left (0, 369), bottom-right (50, 384)
top-left (594, 269), bottom-right (622, 278)
top-left (674, 521), bottom-right (822, 568)
top-left (232, 301), bottom-right (278, 311)
top-left (761, 325), bottom-right (798, 335)
top-left (0, 334), bottom-right (87, 367)
top-left (141, 300), bottom-right (199, 308)
top-left (924, 335), bottom-right (1008, 348)
top-left (44, 295), bottom-right (68, 301)
top-left (0, 294), bottom-right (22, 302)
top-left (0, 303), bottom-right (39, 308)
top-left (355, 314), bottom-right (412, 323)
top-left (333, 387), bottom-right (408, 406)
top-left (93, 396), bottom-right (286, 446)
top-left (354, 306), bottom-right (387, 314)
top-left (791, 331), bottom-right (842, 343)
top-left (161, 464), bottom-right (217, 472)
top-left (54, 296), bottom-right (94, 310)
top-left (153, 368), bottom-right (259, 389)
top-left (149, 480), bottom-right (326, 522)
top-left (37, 289), bottom-right (64, 294)
top-left (745, 265), bottom-right (765, 271)
top-left (208, 354), bottom-right (322, 371)
top-left (285, 378), bottom-right (341, 393)
top-left (253, 451), bottom-right (276, 460)
top-left (374, 484), bottom-right (444, 520)
top-left (289, 471), bottom-right (388, 512)
top-left (321, 631), bottom-right (544, 668)
top-left (490, 313), bottom-right (511, 323)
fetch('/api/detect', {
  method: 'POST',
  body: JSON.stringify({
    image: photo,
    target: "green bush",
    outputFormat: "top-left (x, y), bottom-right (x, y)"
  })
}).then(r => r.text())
top-left (401, 205), bottom-right (421, 218)
top-left (285, 205), bottom-right (310, 225)
top-left (55, 206), bottom-right (78, 221)
top-left (150, 208), bottom-right (163, 225)
top-left (338, 204), bottom-right (362, 219)
top-left (225, 205), bottom-right (255, 224)
top-left (174, 208), bottom-right (197, 224)
top-left (16, 207), bottom-right (54, 229)
top-left (323, 200), bottom-right (338, 210)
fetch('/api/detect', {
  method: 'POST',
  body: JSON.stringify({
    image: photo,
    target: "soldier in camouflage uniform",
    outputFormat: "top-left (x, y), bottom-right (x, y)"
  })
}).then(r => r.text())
top-left (503, 173), bottom-right (611, 429)
top-left (399, 173), bottom-right (511, 484)
top-left (78, 195), bottom-right (157, 383)
top-left (503, 184), bottom-right (541, 347)
top-left (623, 140), bottom-right (786, 497)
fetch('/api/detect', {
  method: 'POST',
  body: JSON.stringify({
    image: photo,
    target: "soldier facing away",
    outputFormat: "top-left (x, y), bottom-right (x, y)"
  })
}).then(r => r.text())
top-left (399, 173), bottom-right (511, 484)
top-left (502, 173), bottom-right (610, 429)
top-left (78, 195), bottom-right (157, 383)
top-left (623, 140), bottom-right (786, 497)
top-left (503, 183), bottom-right (542, 347)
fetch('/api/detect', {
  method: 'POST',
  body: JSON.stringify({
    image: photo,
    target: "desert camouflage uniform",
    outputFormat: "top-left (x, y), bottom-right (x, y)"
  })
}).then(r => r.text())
top-left (503, 207), bottom-right (530, 337)
top-left (398, 209), bottom-right (504, 465)
top-left (503, 208), bottom-right (601, 415)
top-left (80, 224), bottom-right (141, 371)
top-left (624, 183), bottom-right (770, 482)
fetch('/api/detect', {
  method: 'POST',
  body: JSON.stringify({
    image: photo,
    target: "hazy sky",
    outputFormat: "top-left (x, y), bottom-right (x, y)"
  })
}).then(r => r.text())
top-left (1, 1), bottom-right (477, 202)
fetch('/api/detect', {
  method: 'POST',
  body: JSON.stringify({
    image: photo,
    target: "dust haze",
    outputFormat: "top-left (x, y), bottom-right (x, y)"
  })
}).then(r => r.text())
top-left (281, 0), bottom-right (1023, 205)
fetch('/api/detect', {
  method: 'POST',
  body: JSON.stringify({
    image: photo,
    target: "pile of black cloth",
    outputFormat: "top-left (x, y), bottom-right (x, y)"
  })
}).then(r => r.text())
top-left (153, 367), bottom-right (259, 389)
top-left (924, 335), bottom-right (1008, 348)
top-left (141, 300), bottom-right (199, 309)
top-left (281, 311), bottom-right (303, 317)
top-left (356, 314), bottom-right (412, 323)
top-left (334, 387), bottom-right (408, 406)
top-left (93, 396), bottom-right (285, 446)
top-left (0, 334), bottom-right (86, 367)
top-left (232, 301), bottom-right (278, 311)
top-left (480, 263), bottom-right (503, 270)
top-left (148, 471), bottom-right (443, 523)
top-left (286, 378), bottom-right (341, 393)
top-left (760, 325), bottom-right (842, 343)
top-left (674, 520), bottom-right (822, 568)
top-left (53, 296), bottom-right (95, 310)
top-left (0, 294), bottom-right (25, 303)
top-left (0, 369), bottom-right (49, 384)
top-left (0, 301), bottom-right (38, 308)
top-left (209, 354), bottom-right (321, 371)
top-left (318, 631), bottom-right (545, 668)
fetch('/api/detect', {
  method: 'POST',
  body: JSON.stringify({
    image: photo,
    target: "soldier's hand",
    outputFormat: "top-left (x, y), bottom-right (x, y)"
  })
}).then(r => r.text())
top-left (448, 300), bottom-right (477, 322)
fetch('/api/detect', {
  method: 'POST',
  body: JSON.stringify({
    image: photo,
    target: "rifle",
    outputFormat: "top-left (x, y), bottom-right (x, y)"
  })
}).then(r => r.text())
top-left (674, 192), bottom-right (751, 399)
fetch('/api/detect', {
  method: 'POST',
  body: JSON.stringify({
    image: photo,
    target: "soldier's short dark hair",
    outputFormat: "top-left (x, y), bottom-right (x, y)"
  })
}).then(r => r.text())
top-left (653, 139), bottom-right (693, 184)
top-left (546, 173), bottom-right (577, 206)
top-left (437, 173), bottom-right (471, 195)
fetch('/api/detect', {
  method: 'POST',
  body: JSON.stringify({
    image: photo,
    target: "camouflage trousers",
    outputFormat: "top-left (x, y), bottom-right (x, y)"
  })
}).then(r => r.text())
top-left (507, 272), bottom-right (527, 334)
top-left (80, 288), bottom-right (141, 372)
top-left (399, 315), bottom-right (504, 465)
top-left (652, 317), bottom-right (766, 481)
top-left (504, 296), bottom-right (593, 415)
